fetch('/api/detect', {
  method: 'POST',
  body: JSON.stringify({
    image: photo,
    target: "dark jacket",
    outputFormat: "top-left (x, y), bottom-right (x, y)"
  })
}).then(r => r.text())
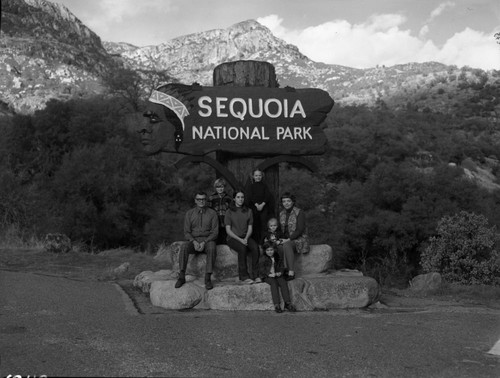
top-left (259, 253), bottom-right (286, 279)
top-left (244, 180), bottom-right (274, 213)
top-left (261, 229), bottom-right (285, 246)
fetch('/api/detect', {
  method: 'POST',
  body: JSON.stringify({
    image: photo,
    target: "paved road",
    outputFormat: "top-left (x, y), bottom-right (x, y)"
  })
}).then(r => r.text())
top-left (1, 270), bottom-right (499, 377)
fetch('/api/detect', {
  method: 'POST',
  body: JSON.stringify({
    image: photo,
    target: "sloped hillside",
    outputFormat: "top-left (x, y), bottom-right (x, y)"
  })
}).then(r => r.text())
top-left (0, 0), bottom-right (115, 113)
top-left (1, 0), bottom-right (499, 118)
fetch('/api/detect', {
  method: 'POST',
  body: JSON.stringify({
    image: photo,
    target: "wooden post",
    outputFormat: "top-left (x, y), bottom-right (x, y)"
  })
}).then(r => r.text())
top-left (213, 60), bottom-right (280, 215)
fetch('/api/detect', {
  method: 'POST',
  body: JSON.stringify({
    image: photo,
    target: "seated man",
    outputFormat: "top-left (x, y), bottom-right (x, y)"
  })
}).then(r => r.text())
top-left (176, 191), bottom-right (219, 290)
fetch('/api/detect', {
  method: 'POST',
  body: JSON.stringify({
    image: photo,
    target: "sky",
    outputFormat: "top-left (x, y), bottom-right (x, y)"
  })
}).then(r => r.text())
top-left (54, 0), bottom-right (500, 70)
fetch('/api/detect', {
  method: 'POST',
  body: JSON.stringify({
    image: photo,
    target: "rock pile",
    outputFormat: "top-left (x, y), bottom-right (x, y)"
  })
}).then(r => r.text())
top-left (134, 243), bottom-right (380, 311)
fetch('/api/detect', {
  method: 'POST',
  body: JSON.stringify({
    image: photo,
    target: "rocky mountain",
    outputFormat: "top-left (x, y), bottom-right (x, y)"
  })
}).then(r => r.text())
top-left (106, 21), bottom-right (500, 117)
top-left (1, 0), bottom-right (499, 118)
top-left (0, 0), bottom-right (117, 113)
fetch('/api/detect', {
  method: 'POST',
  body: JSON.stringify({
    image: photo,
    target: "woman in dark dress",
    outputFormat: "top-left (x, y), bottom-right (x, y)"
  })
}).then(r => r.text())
top-left (245, 169), bottom-right (273, 244)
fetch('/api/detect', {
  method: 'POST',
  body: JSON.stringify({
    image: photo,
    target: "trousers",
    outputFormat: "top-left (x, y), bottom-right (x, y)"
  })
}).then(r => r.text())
top-left (178, 240), bottom-right (217, 274)
top-left (264, 276), bottom-right (291, 305)
top-left (280, 240), bottom-right (296, 270)
top-left (227, 237), bottom-right (260, 280)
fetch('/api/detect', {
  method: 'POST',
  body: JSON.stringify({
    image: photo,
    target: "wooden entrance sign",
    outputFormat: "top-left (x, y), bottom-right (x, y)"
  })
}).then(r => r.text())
top-left (140, 83), bottom-right (333, 157)
top-left (138, 60), bottom-right (334, 209)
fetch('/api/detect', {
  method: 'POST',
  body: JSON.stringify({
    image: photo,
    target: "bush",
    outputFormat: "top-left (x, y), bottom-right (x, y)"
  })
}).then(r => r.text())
top-left (421, 211), bottom-right (500, 285)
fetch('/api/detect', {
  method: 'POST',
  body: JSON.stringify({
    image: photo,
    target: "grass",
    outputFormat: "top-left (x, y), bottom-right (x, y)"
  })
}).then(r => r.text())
top-left (1, 227), bottom-right (499, 307)
top-left (383, 282), bottom-right (500, 309)
top-left (0, 246), bottom-right (170, 282)
top-left (426, 282), bottom-right (500, 305)
top-left (0, 225), bottom-right (172, 281)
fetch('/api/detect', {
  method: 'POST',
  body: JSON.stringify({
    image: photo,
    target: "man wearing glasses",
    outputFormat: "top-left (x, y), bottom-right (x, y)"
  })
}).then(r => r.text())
top-left (176, 192), bottom-right (219, 290)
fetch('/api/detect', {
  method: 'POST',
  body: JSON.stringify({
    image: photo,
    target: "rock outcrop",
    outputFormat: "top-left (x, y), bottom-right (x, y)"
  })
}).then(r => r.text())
top-left (134, 242), bottom-right (381, 311)
top-left (409, 272), bottom-right (442, 292)
top-left (165, 243), bottom-right (334, 281)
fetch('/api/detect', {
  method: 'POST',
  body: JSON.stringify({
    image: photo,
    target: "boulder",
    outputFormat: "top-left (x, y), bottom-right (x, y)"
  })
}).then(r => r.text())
top-left (169, 244), bottom-right (240, 280)
top-left (166, 243), bottom-right (333, 280)
top-left (141, 241), bottom-right (380, 311)
top-left (409, 272), bottom-right (442, 292)
top-left (288, 278), bottom-right (315, 311)
top-left (133, 269), bottom-right (178, 293)
top-left (143, 272), bottom-right (381, 311)
top-left (213, 245), bottom-right (240, 279)
top-left (333, 269), bottom-right (364, 277)
top-left (149, 280), bottom-right (205, 310)
top-left (44, 233), bottom-right (71, 254)
top-left (113, 262), bottom-right (130, 275)
top-left (294, 245), bottom-right (333, 275)
top-left (206, 283), bottom-right (275, 311)
top-left (154, 242), bottom-right (186, 266)
top-left (303, 274), bottom-right (381, 309)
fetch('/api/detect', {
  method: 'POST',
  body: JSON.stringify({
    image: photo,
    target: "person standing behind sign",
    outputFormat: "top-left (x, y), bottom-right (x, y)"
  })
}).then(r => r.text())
top-left (224, 190), bottom-right (261, 284)
top-left (208, 178), bottom-right (232, 245)
top-left (279, 192), bottom-right (310, 281)
top-left (245, 169), bottom-right (274, 245)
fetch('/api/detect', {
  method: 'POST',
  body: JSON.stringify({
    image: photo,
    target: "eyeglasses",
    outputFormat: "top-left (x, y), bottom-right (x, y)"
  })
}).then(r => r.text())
top-left (195, 198), bottom-right (207, 201)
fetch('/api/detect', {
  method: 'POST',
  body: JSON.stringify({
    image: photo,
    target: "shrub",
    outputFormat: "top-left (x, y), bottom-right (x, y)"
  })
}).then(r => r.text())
top-left (421, 211), bottom-right (500, 285)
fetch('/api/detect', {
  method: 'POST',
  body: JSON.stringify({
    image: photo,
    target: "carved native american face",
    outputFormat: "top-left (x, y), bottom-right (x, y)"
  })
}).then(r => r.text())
top-left (137, 101), bottom-right (182, 155)
top-left (137, 85), bottom-right (190, 155)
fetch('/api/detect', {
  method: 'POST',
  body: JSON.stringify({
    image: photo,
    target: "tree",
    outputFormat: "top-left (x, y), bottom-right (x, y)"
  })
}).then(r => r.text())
top-left (102, 67), bottom-right (144, 111)
top-left (102, 67), bottom-right (176, 111)
top-left (421, 211), bottom-right (500, 285)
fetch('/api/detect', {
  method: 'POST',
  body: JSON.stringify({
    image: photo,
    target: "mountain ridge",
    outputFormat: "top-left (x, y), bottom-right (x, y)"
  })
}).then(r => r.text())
top-left (1, 0), bottom-right (499, 117)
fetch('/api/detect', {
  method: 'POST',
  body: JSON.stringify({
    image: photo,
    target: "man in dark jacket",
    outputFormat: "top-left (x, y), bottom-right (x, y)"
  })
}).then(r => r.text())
top-left (176, 192), bottom-right (219, 290)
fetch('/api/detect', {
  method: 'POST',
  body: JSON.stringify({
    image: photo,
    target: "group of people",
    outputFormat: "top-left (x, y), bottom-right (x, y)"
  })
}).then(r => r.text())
top-left (174, 169), bottom-right (309, 313)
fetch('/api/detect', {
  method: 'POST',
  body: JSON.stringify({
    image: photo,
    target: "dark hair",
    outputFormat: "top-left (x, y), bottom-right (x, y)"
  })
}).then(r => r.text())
top-left (262, 242), bottom-right (276, 251)
top-left (262, 242), bottom-right (280, 262)
top-left (194, 191), bottom-right (207, 198)
top-left (280, 192), bottom-right (296, 203)
top-left (229, 189), bottom-right (248, 212)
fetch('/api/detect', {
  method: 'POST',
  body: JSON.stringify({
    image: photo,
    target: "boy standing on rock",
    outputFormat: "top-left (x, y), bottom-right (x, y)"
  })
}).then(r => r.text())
top-left (176, 192), bottom-right (219, 290)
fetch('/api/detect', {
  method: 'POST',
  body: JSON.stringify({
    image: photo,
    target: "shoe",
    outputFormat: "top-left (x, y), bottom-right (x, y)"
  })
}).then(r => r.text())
top-left (174, 277), bottom-right (186, 288)
top-left (274, 305), bottom-right (283, 313)
top-left (205, 279), bottom-right (213, 290)
top-left (254, 277), bottom-right (262, 283)
top-left (242, 278), bottom-right (254, 284)
top-left (284, 302), bottom-right (296, 312)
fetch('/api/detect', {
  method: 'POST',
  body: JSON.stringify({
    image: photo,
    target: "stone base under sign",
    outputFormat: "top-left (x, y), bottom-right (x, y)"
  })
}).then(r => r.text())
top-left (133, 243), bottom-right (381, 311)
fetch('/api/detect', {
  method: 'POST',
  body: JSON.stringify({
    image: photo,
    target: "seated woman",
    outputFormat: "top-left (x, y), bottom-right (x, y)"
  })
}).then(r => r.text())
top-left (224, 190), bottom-right (261, 284)
top-left (279, 192), bottom-right (310, 280)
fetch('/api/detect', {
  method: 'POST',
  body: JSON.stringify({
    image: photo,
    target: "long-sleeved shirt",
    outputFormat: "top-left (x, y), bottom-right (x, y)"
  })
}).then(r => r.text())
top-left (183, 206), bottom-right (219, 242)
top-left (207, 191), bottom-right (232, 225)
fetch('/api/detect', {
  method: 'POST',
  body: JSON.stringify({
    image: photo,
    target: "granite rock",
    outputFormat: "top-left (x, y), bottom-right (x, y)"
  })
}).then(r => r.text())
top-left (166, 243), bottom-right (333, 280)
top-left (303, 274), bottom-right (381, 309)
top-left (145, 272), bottom-right (380, 311)
top-left (409, 272), bottom-right (442, 292)
top-left (133, 269), bottom-right (178, 293)
top-left (149, 280), bottom-right (205, 310)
